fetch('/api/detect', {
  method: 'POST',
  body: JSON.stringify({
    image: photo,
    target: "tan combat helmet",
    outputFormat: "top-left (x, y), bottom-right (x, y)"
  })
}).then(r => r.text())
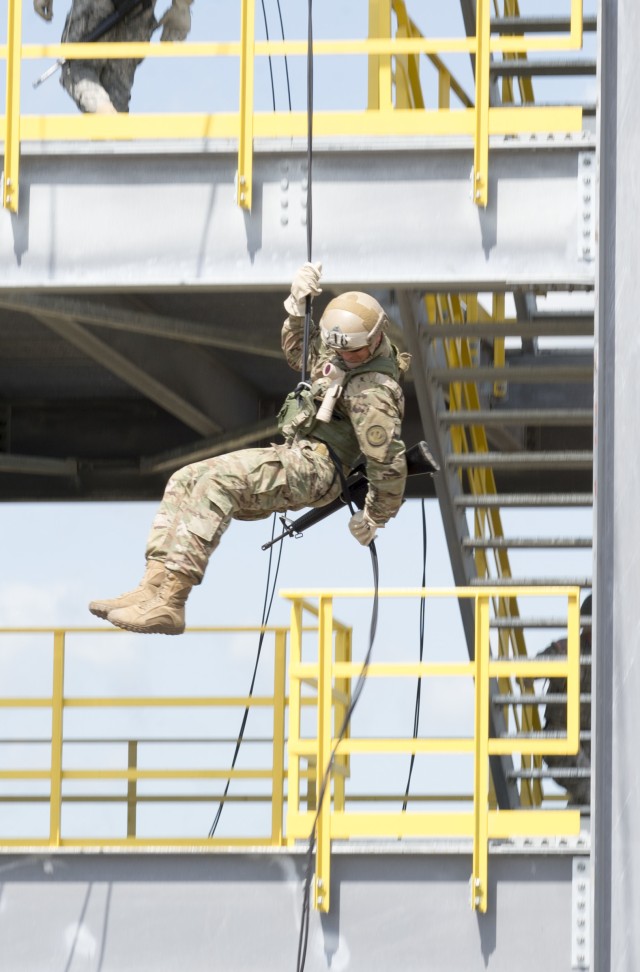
top-left (319, 292), bottom-right (389, 350)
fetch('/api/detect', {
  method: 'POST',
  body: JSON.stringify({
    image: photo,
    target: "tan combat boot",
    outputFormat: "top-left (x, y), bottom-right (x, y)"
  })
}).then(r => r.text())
top-left (106, 569), bottom-right (193, 635)
top-left (88, 560), bottom-right (165, 620)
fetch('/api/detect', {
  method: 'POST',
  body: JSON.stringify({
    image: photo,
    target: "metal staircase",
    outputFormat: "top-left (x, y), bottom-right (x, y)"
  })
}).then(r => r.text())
top-left (397, 289), bottom-right (593, 811)
top-left (386, 1), bottom-right (596, 813)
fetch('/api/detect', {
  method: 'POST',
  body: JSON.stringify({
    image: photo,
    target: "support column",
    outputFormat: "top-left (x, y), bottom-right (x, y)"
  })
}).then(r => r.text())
top-left (592, 0), bottom-right (640, 968)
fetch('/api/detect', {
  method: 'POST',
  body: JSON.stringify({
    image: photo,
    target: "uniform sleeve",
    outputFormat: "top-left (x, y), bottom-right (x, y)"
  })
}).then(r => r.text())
top-left (343, 374), bottom-right (407, 524)
top-left (281, 315), bottom-right (320, 374)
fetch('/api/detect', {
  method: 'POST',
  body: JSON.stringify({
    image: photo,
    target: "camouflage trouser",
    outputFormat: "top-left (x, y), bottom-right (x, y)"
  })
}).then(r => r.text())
top-left (145, 441), bottom-right (341, 583)
top-left (544, 744), bottom-right (591, 807)
top-left (60, 1), bottom-right (158, 113)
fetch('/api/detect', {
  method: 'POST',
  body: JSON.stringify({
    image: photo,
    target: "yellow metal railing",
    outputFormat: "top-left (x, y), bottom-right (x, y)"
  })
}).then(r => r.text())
top-left (284, 586), bottom-right (581, 914)
top-left (0, 624), bottom-right (290, 848)
top-left (1, 0), bottom-right (586, 211)
top-left (0, 589), bottom-right (581, 914)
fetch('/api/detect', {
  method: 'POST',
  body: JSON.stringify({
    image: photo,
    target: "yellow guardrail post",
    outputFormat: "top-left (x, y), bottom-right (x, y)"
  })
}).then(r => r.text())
top-left (566, 589), bottom-right (581, 754)
top-left (286, 599), bottom-right (303, 846)
top-left (237, 0), bottom-right (255, 210)
top-left (49, 629), bottom-right (65, 846)
top-left (271, 629), bottom-right (287, 845)
top-left (492, 293), bottom-right (507, 399)
top-left (4, 0), bottom-right (22, 212)
top-left (126, 741), bottom-right (138, 838)
top-left (570, 0), bottom-right (584, 48)
top-left (472, 594), bottom-right (490, 912)
top-left (332, 627), bottom-right (350, 813)
top-left (473, 0), bottom-right (491, 207)
top-left (367, 0), bottom-right (392, 111)
top-left (314, 595), bottom-right (333, 913)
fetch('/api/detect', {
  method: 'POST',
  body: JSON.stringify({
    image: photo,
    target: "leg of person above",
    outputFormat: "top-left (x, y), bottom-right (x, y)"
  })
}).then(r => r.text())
top-left (61, 63), bottom-right (118, 113)
top-left (107, 442), bottom-right (340, 635)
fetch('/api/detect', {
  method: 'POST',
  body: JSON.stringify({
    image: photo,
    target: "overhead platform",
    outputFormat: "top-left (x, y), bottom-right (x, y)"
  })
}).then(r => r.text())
top-left (0, 136), bottom-right (595, 501)
top-left (0, 136), bottom-right (595, 291)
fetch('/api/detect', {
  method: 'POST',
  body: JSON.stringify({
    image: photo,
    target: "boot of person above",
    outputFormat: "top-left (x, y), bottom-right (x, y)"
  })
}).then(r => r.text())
top-left (107, 568), bottom-right (194, 635)
top-left (89, 559), bottom-right (165, 620)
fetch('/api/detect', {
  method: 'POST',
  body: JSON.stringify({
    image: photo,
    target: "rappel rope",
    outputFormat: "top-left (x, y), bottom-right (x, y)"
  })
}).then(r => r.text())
top-left (294, 4), bottom-right (380, 970)
top-left (206, 0), bottom-right (294, 840)
top-left (299, 0), bottom-right (314, 389)
top-left (260, 0), bottom-right (292, 112)
top-left (207, 514), bottom-right (284, 837)
top-left (402, 498), bottom-right (428, 810)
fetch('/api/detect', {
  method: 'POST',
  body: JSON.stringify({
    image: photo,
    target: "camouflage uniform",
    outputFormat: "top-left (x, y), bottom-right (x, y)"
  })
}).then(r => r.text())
top-left (60, 0), bottom-right (158, 113)
top-left (144, 312), bottom-right (408, 583)
top-left (539, 635), bottom-right (592, 807)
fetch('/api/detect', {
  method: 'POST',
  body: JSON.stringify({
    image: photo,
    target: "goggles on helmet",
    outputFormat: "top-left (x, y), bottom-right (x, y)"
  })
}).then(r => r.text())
top-left (319, 293), bottom-right (388, 351)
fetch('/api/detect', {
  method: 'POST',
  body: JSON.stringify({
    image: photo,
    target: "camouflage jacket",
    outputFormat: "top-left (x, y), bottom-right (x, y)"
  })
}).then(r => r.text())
top-left (62, 0), bottom-right (158, 46)
top-left (538, 636), bottom-right (591, 733)
top-left (281, 314), bottom-right (409, 525)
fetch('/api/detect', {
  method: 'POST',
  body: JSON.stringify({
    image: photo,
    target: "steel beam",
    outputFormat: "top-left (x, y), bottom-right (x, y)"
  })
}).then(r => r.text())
top-left (140, 417), bottom-right (280, 474)
top-left (0, 139), bottom-right (595, 291)
top-left (35, 317), bottom-right (222, 437)
top-left (0, 293), bottom-right (283, 359)
top-left (0, 847), bottom-right (586, 972)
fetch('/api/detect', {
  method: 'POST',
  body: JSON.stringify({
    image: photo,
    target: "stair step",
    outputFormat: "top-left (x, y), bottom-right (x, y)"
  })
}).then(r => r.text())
top-left (492, 694), bottom-right (592, 705)
top-left (470, 576), bottom-right (592, 588)
top-left (499, 731), bottom-right (590, 740)
top-left (509, 767), bottom-right (591, 780)
top-left (463, 537), bottom-right (591, 549)
top-left (455, 493), bottom-right (593, 508)
top-left (491, 15), bottom-right (597, 33)
top-left (490, 616), bottom-right (592, 629)
top-left (424, 314), bottom-right (594, 340)
top-left (431, 365), bottom-right (592, 383)
top-left (439, 408), bottom-right (593, 427)
top-left (447, 451), bottom-right (592, 469)
top-left (490, 58), bottom-right (597, 78)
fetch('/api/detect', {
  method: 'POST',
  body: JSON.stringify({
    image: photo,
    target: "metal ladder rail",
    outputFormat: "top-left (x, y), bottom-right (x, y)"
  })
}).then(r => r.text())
top-left (429, 293), bottom-right (545, 806)
top-left (439, 307), bottom-right (593, 806)
top-left (397, 291), bottom-right (521, 811)
top-left (426, 293), bottom-right (595, 801)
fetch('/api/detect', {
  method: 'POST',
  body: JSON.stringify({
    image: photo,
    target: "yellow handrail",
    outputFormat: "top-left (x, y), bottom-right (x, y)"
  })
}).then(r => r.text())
top-left (0, 588), bottom-right (582, 916)
top-left (1, 0), bottom-right (586, 210)
top-left (283, 586), bottom-right (581, 914)
top-left (0, 624), bottom-right (291, 848)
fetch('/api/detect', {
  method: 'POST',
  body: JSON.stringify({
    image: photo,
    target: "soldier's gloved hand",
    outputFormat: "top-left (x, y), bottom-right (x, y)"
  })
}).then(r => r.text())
top-left (348, 510), bottom-right (380, 547)
top-left (160, 0), bottom-right (193, 42)
top-left (284, 261), bottom-right (323, 317)
top-left (34, 0), bottom-right (53, 21)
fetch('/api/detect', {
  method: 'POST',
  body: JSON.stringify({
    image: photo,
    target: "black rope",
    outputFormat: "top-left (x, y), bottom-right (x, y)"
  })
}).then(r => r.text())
top-left (275, 0), bottom-right (293, 111)
top-left (300, 0), bottom-right (314, 386)
top-left (259, 0), bottom-right (277, 112)
top-left (207, 513), bottom-right (284, 837)
top-left (292, 4), bottom-right (380, 966)
top-left (402, 499), bottom-right (428, 811)
top-left (296, 541), bottom-right (379, 972)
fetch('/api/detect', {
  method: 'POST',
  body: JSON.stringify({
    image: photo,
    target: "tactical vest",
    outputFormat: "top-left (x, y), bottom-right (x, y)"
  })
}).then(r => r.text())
top-left (277, 346), bottom-right (404, 469)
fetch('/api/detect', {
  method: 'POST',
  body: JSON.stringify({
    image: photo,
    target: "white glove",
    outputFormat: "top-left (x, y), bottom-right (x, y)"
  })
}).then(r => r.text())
top-left (284, 262), bottom-right (323, 317)
top-left (160, 0), bottom-right (192, 42)
top-left (34, 0), bottom-right (53, 21)
top-left (348, 510), bottom-right (380, 547)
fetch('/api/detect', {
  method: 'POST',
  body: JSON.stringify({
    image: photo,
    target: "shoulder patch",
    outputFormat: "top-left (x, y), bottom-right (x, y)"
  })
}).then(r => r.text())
top-left (366, 425), bottom-right (388, 448)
